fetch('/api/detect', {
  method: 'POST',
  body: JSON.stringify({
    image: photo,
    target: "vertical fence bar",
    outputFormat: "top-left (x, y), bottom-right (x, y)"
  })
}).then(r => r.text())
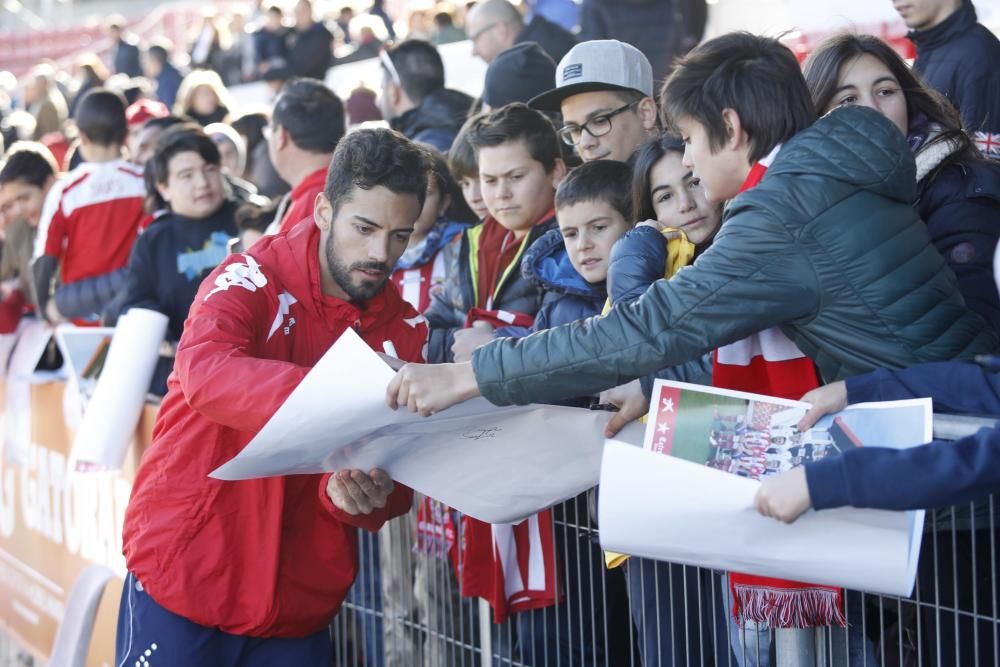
top-left (774, 627), bottom-right (817, 667)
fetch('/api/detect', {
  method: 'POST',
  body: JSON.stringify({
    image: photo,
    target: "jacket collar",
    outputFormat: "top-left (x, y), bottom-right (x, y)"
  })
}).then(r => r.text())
top-left (394, 219), bottom-right (469, 270)
top-left (522, 227), bottom-right (605, 299)
top-left (908, 0), bottom-right (977, 51)
top-left (291, 168), bottom-right (327, 203)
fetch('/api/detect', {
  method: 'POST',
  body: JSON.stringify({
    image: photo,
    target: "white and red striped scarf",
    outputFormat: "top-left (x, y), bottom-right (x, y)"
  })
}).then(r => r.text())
top-left (457, 514), bottom-right (562, 623)
top-left (419, 308), bottom-right (562, 623)
top-left (717, 147), bottom-right (845, 628)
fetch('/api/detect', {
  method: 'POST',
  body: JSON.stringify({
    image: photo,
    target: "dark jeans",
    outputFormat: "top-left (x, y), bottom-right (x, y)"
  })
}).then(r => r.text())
top-left (626, 558), bottom-right (734, 667)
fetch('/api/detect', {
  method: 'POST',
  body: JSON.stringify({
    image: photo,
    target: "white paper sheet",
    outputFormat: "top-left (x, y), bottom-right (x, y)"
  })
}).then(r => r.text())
top-left (3, 319), bottom-right (55, 466)
top-left (68, 309), bottom-right (167, 472)
top-left (211, 328), bottom-right (643, 523)
top-left (599, 380), bottom-right (933, 597)
top-left (599, 442), bottom-right (923, 596)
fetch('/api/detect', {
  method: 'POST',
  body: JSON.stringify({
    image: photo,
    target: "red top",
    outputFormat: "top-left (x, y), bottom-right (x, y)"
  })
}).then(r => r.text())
top-left (122, 221), bottom-right (426, 637)
top-left (37, 160), bottom-right (146, 284)
top-left (277, 167), bottom-right (327, 235)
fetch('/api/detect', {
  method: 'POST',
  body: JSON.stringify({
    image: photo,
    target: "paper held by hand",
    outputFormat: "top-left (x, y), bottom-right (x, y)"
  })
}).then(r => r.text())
top-left (210, 328), bottom-right (643, 524)
top-left (597, 380), bottom-right (931, 597)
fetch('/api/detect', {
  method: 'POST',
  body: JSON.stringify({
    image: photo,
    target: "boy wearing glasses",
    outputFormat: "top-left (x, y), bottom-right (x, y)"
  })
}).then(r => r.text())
top-left (530, 40), bottom-right (659, 163)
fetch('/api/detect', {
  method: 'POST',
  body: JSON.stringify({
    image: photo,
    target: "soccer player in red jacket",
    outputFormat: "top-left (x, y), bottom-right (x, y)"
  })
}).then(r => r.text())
top-left (116, 128), bottom-right (430, 666)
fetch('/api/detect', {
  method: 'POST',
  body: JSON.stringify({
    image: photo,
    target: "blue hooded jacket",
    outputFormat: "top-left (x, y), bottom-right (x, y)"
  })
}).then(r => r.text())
top-left (393, 220), bottom-right (469, 271)
top-left (496, 228), bottom-right (606, 338)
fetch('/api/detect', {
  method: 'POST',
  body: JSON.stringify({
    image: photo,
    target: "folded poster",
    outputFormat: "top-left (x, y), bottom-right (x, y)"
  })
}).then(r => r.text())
top-left (599, 380), bottom-right (930, 597)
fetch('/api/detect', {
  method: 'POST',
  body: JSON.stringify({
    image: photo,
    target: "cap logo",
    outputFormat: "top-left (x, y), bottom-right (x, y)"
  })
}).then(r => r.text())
top-left (562, 63), bottom-right (583, 82)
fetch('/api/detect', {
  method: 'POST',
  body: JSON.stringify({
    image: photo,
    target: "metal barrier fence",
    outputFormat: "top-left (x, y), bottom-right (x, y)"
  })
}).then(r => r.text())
top-left (329, 414), bottom-right (999, 667)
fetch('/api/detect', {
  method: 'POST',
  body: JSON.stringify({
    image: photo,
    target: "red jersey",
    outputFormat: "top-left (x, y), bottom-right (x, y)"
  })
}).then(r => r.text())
top-left (35, 160), bottom-right (146, 284)
top-left (277, 167), bottom-right (327, 234)
top-left (122, 221), bottom-right (426, 637)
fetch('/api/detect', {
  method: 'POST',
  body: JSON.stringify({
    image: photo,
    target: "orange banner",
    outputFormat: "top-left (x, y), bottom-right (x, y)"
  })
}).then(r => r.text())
top-left (0, 380), bottom-right (156, 666)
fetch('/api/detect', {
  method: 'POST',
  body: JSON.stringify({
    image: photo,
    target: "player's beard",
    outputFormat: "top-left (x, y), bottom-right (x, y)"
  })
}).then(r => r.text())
top-left (325, 229), bottom-right (391, 302)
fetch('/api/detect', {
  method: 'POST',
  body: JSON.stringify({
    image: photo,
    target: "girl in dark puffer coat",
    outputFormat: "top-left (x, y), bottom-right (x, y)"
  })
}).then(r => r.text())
top-left (805, 34), bottom-right (1000, 333)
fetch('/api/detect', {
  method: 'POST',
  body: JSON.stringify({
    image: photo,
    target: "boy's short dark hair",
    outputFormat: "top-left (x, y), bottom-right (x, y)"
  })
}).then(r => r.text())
top-left (660, 32), bottom-right (816, 164)
top-left (147, 44), bottom-right (170, 66)
top-left (555, 159), bottom-right (633, 221)
top-left (273, 78), bottom-right (345, 154)
top-left (384, 40), bottom-right (445, 104)
top-left (0, 142), bottom-right (58, 187)
top-left (324, 128), bottom-right (429, 218)
top-left (75, 88), bottom-right (128, 146)
top-left (468, 103), bottom-right (561, 173)
top-left (145, 115), bottom-right (190, 133)
top-left (421, 144), bottom-right (477, 223)
top-left (448, 112), bottom-right (483, 181)
top-left (146, 124), bottom-right (220, 211)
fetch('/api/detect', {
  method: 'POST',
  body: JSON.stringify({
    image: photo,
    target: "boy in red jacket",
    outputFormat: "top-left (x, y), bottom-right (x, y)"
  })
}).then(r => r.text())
top-left (116, 128), bottom-right (430, 666)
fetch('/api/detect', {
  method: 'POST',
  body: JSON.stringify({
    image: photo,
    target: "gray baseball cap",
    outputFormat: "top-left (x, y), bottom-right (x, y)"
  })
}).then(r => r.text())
top-left (528, 40), bottom-right (654, 112)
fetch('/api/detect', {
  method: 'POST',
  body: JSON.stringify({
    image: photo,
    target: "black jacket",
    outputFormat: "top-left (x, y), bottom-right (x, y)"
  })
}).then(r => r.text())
top-left (581, 0), bottom-right (699, 84)
top-left (390, 88), bottom-right (474, 152)
top-left (909, 1), bottom-right (1000, 145)
top-left (424, 215), bottom-right (558, 363)
top-left (916, 144), bottom-right (1000, 333)
top-left (288, 22), bottom-right (334, 81)
top-left (114, 39), bottom-right (143, 78)
top-left (516, 14), bottom-right (579, 65)
top-left (120, 201), bottom-right (238, 395)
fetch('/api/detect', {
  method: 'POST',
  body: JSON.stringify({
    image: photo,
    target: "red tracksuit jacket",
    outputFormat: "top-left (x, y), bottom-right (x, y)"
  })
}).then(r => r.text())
top-left (122, 220), bottom-right (426, 637)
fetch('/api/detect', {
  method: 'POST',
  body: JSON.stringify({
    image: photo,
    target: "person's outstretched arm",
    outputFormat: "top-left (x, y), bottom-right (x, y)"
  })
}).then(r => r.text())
top-left (388, 212), bottom-right (819, 415)
top-left (756, 426), bottom-right (1000, 522)
top-left (756, 362), bottom-right (1000, 522)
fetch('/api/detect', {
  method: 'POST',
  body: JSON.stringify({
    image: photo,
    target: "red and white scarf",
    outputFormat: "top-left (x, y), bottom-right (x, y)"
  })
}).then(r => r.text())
top-left (455, 513), bottom-right (562, 623)
top-left (416, 307), bottom-right (561, 623)
top-left (716, 147), bottom-right (845, 628)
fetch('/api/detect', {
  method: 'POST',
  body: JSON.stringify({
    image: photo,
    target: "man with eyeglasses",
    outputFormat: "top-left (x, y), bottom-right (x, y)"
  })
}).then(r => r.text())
top-left (529, 40), bottom-right (659, 163)
top-left (465, 0), bottom-right (578, 65)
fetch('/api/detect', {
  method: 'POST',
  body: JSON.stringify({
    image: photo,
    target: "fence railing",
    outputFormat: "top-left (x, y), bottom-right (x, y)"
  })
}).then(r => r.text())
top-left (329, 413), bottom-right (999, 667)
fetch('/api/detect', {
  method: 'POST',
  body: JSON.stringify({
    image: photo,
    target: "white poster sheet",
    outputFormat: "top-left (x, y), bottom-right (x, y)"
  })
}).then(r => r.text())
top-left (211, 328), bottom-right (643, 524)
top-left (598, 380), bottom-right (931, 597)
top-left (68, 308), bottom-right (167, 472)
top-left (3, 319), bottom-right (56, 466)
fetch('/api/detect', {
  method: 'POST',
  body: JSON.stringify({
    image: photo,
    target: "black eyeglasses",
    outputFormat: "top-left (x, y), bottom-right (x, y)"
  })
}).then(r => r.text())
top-left (558, 101), bottom-right (639, 146)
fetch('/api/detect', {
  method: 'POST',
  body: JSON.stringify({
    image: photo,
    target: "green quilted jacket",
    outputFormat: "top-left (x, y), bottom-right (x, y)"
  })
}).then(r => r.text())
top-left (473, 106), bottom-right (998, 405)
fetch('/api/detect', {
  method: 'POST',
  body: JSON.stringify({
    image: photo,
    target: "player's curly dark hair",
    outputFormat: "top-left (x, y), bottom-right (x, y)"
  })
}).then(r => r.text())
top-left (324, 128), bottom-right (429, 216)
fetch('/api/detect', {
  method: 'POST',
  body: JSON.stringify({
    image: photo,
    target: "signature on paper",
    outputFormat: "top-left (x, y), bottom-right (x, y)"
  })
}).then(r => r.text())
top-left (462, 427), bottom-right (501, 441)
